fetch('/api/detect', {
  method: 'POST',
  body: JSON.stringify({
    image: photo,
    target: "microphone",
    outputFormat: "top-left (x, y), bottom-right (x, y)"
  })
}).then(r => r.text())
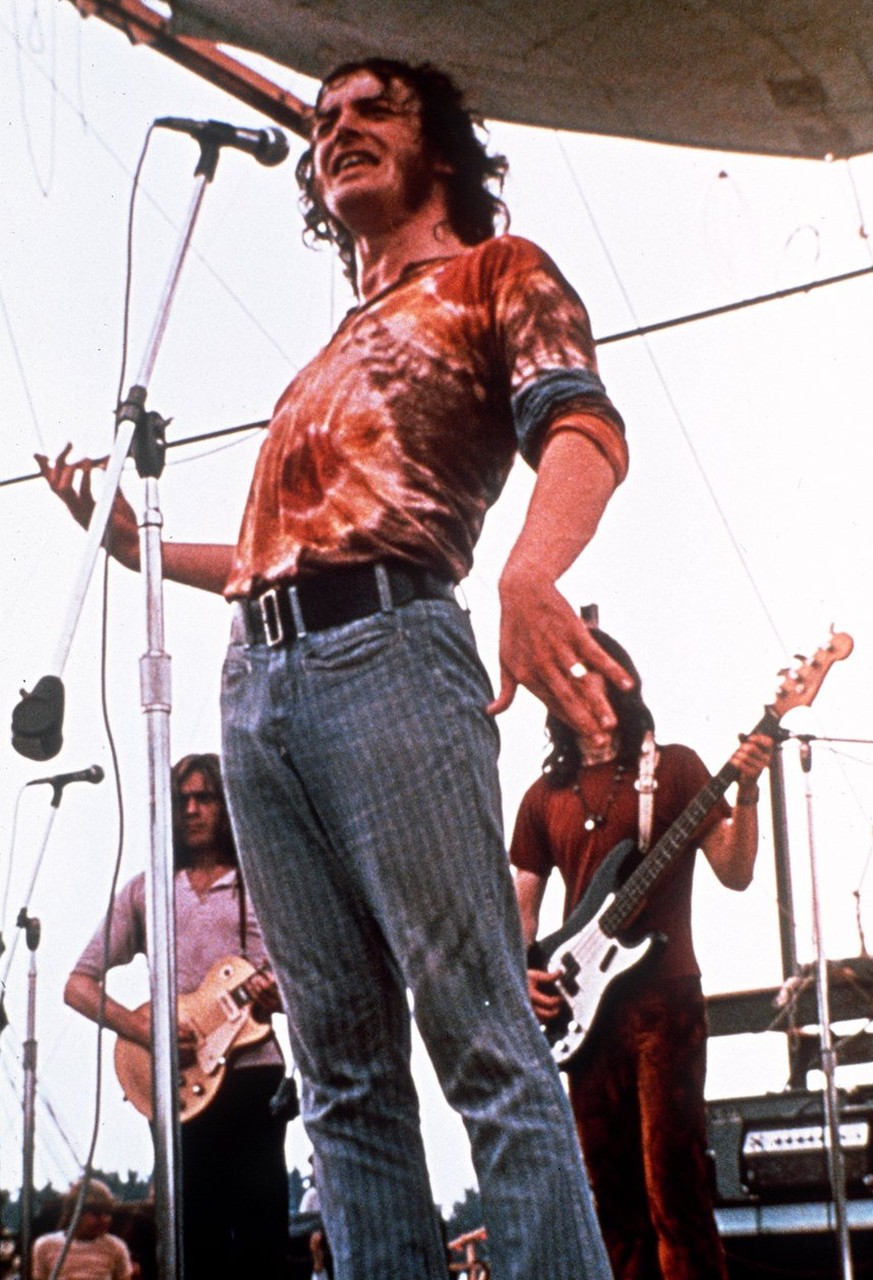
top-left (27, 765), bottom-right (105, 790)
top-left (155, 117), bottom-right (290, 167)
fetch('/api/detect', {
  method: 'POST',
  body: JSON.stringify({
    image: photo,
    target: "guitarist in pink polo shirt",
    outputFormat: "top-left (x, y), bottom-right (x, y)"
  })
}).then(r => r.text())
top-left (64, 753), bottom-right (292, 1280)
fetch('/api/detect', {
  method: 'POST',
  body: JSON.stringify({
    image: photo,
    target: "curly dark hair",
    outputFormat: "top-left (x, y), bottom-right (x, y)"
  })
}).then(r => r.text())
top-left (296, 58), bottom-right (509, 288)
top-left (171, 752), bottom-right (237, 870)
top-left (543, 630), bottom-right (656, 788)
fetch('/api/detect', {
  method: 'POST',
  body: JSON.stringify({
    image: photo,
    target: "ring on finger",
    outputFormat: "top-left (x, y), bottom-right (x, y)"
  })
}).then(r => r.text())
top-left (569, 661), bottom-right (588, 679)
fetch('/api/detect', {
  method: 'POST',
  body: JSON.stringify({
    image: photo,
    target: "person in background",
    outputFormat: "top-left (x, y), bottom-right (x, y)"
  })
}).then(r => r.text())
top-left (31, 1179), bottom-right (132, 1280)
top-left (298, 1157), bottom-right (330, 1280)
top-left (63, 754), bottom-right (292, 1280)
top-left (511, 623), bottom-right (772, 1279)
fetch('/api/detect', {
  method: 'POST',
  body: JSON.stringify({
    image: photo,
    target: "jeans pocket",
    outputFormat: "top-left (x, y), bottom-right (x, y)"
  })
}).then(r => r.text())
top-left (301, 615), bottom-right (401, 673)
top-left (221, 642), bottom-right (253, 695)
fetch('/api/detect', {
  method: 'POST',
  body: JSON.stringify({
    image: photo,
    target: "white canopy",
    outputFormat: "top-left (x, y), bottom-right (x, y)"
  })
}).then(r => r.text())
top-left (166, 0), bottom-right (873, 158)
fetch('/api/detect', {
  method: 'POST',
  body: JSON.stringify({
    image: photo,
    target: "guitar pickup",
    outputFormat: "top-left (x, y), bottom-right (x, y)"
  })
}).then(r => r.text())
top-left (218, 993), bottom-right (243, 1021)
top-left (557, 952), bottom-right (580, 996)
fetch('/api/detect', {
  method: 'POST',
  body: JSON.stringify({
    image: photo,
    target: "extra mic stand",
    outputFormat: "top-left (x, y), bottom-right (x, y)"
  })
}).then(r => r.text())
top-left (788, 730), bottom-right (861, 1280)
top-left (14, 135), bottom-right (229, 1280)
top-left (18, 911), bottom-right (40, 1280)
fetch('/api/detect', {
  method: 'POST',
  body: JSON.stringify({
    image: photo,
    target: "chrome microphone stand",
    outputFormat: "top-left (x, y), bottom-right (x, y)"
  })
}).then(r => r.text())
top-left (794, 733), bottom-right (854, 1280)
top-left (14, 134), bottom-right (222, 1280)
top-left (18, 911), bottom-right (40, 1280)
top-left (12, 119), bottom-right (289, 1279)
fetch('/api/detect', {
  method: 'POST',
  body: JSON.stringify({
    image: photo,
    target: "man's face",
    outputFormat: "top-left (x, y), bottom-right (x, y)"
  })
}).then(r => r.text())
top-left (311, 70), bottom-right (444, 232)
top-left (178, 770), bottom-right (222, 853)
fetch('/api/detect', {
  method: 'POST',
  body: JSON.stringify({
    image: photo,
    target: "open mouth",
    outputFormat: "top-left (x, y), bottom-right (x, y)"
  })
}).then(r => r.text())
top-left (332, 150), bottom-right (378, 176)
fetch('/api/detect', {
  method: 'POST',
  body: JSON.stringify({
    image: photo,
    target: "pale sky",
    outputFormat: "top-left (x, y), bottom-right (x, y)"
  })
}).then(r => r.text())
top-left (2, 0), bottom-right (873, 1213)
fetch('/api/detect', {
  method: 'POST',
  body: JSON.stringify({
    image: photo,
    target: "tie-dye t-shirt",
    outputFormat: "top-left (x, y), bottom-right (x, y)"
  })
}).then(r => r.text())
top-left (226, 235), bottom-right (628, 597)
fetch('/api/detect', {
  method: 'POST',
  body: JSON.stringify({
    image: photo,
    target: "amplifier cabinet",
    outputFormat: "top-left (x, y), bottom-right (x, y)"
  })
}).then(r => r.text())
top-left (707, 1088), bottom-right (873, 1205)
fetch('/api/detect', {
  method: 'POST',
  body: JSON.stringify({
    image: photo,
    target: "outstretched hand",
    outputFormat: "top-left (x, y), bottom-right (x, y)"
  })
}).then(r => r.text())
top-left (35, 444), bottom-right (140, 567)
top-left (35, 444), bottom-right (105, 528)
top-left (488, 570), bottom-right (634, 742)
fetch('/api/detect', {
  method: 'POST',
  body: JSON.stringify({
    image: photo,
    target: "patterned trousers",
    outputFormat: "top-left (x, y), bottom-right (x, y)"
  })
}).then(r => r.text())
top-left (220, 596), bottom-right (611, 1280)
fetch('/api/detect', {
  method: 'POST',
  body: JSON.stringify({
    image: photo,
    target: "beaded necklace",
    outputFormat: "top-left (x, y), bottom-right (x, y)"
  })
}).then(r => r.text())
top-left (573, 762), bottom-right (627, 833)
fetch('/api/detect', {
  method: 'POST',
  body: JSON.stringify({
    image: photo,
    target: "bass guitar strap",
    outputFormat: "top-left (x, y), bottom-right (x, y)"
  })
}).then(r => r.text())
top-left (635, 730), bottom-right (659, 853)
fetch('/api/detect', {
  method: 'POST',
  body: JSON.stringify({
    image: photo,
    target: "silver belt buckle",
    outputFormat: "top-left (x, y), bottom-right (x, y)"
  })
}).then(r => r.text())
top-left (257, 587), bottom-right (283, 647)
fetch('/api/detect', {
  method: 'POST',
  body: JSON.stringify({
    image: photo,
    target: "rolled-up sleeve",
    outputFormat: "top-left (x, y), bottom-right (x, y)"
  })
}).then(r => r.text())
top-left (492, 237), bottom-right (628, 482)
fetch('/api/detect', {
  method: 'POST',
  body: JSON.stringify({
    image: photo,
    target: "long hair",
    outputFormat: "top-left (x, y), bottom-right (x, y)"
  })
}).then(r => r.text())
top-left (59, 1178), bottom-right (114, 1229)
top-left (296, 58), bottom-right (509, 288)
top-left (543, 630), bottom-right (656, 788)
top-left (171, 752), bottom-right (237, 870)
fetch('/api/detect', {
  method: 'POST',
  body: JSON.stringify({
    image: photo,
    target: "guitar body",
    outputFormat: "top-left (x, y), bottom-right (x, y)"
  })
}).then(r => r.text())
top-left (114, 955), bottom-right (271, 1123)
top-left (536, 839), bottom-right (661, 1070)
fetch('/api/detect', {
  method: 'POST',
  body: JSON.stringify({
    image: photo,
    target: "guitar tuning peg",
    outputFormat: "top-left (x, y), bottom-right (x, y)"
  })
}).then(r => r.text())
top-left (793, 653), bottom-right (807, 664)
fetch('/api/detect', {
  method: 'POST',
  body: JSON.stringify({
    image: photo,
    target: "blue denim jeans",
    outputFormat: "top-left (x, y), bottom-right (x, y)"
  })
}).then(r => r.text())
top-left (220, 596), bottom-right (611, 1280)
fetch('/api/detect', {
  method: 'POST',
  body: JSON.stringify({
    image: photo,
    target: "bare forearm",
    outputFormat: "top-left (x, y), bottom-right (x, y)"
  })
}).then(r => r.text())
top-left (106, 522), bottom-right (233, 593)
top-left (161, 541), bottom-right (235, 594)
top-left (502, 430), bottom-right (616, 588)
top-left (491, 431), bottom-right (632, 735)
top-left (703, 803), bottom-right (759, 891)
top-left (36, 447), bottom-right (235, 595)
top-left (702, 734), bottom-right (772, 890)
top-left (514, 869), bottom-right (548, 949)
top-left (64, 972), bottom-right (150, 1047)
top-left (107, 531), bottom-right (233, 594)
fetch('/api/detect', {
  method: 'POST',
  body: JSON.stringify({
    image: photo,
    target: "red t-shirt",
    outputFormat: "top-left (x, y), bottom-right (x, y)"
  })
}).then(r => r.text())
top-left (226, 235), bottom-right (627, 596)
top-left (509, 744), bottom-right (730, 980)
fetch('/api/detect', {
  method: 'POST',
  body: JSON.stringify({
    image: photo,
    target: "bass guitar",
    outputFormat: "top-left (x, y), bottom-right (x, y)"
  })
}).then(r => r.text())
top-left (114, 955), bottom-right (273, 1123)
top-left (535, 630), bottom-right (853, 1070)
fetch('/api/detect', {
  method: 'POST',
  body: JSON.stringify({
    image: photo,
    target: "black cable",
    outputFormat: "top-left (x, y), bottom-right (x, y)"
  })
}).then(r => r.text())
top-left (3, 259), bottom-right (872, 492)
top-left (597, 262), bottom-right (873, 346)
top-left (46, 124), bottom-right (155, 1280)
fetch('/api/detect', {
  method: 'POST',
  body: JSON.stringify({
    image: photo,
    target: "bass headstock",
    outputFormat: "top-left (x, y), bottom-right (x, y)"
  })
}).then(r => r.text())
top-left (769, 628), bottom-right (853, 721)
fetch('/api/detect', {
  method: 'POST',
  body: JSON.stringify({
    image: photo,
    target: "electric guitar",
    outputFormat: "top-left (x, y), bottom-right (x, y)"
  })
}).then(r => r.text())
top-left (114, 955), bottom-right (273, 1123)
top-left (535, 630), bottom-right (853, 1071)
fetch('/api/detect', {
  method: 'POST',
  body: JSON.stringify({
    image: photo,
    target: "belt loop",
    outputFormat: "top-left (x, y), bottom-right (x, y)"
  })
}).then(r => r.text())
top-left (374, 562), bottom-right (394, 613)
top-left (287, 583), bottom-right (308, 637)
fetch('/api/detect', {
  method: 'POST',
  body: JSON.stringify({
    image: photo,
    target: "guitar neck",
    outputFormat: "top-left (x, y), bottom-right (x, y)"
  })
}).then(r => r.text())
top-left (599, 709), bottom-right (778, 937)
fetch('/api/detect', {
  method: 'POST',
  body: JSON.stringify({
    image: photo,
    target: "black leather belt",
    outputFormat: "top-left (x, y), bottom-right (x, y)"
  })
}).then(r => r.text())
top-left (237, 562), bottom-right (455, 647)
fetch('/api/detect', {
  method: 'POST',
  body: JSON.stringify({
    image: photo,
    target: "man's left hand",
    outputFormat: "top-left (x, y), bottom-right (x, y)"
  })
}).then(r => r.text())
top-left (487, 431), bottom-right (631, 736)
top-left (488, 569), bottom-right (633, 740)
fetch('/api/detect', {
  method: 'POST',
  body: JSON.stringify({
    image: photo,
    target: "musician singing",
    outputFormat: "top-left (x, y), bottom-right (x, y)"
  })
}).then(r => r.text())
top-left (511, 625), bottom-right (771, 1280)
top-left (38, 55), bottom-right (634, 1280)
top-left (64, 753), bottom-right (292, 1280)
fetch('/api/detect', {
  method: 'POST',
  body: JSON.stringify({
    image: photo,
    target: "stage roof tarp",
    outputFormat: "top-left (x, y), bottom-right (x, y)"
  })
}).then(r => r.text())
top-left (164, 0), bottom-right (873, 159)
